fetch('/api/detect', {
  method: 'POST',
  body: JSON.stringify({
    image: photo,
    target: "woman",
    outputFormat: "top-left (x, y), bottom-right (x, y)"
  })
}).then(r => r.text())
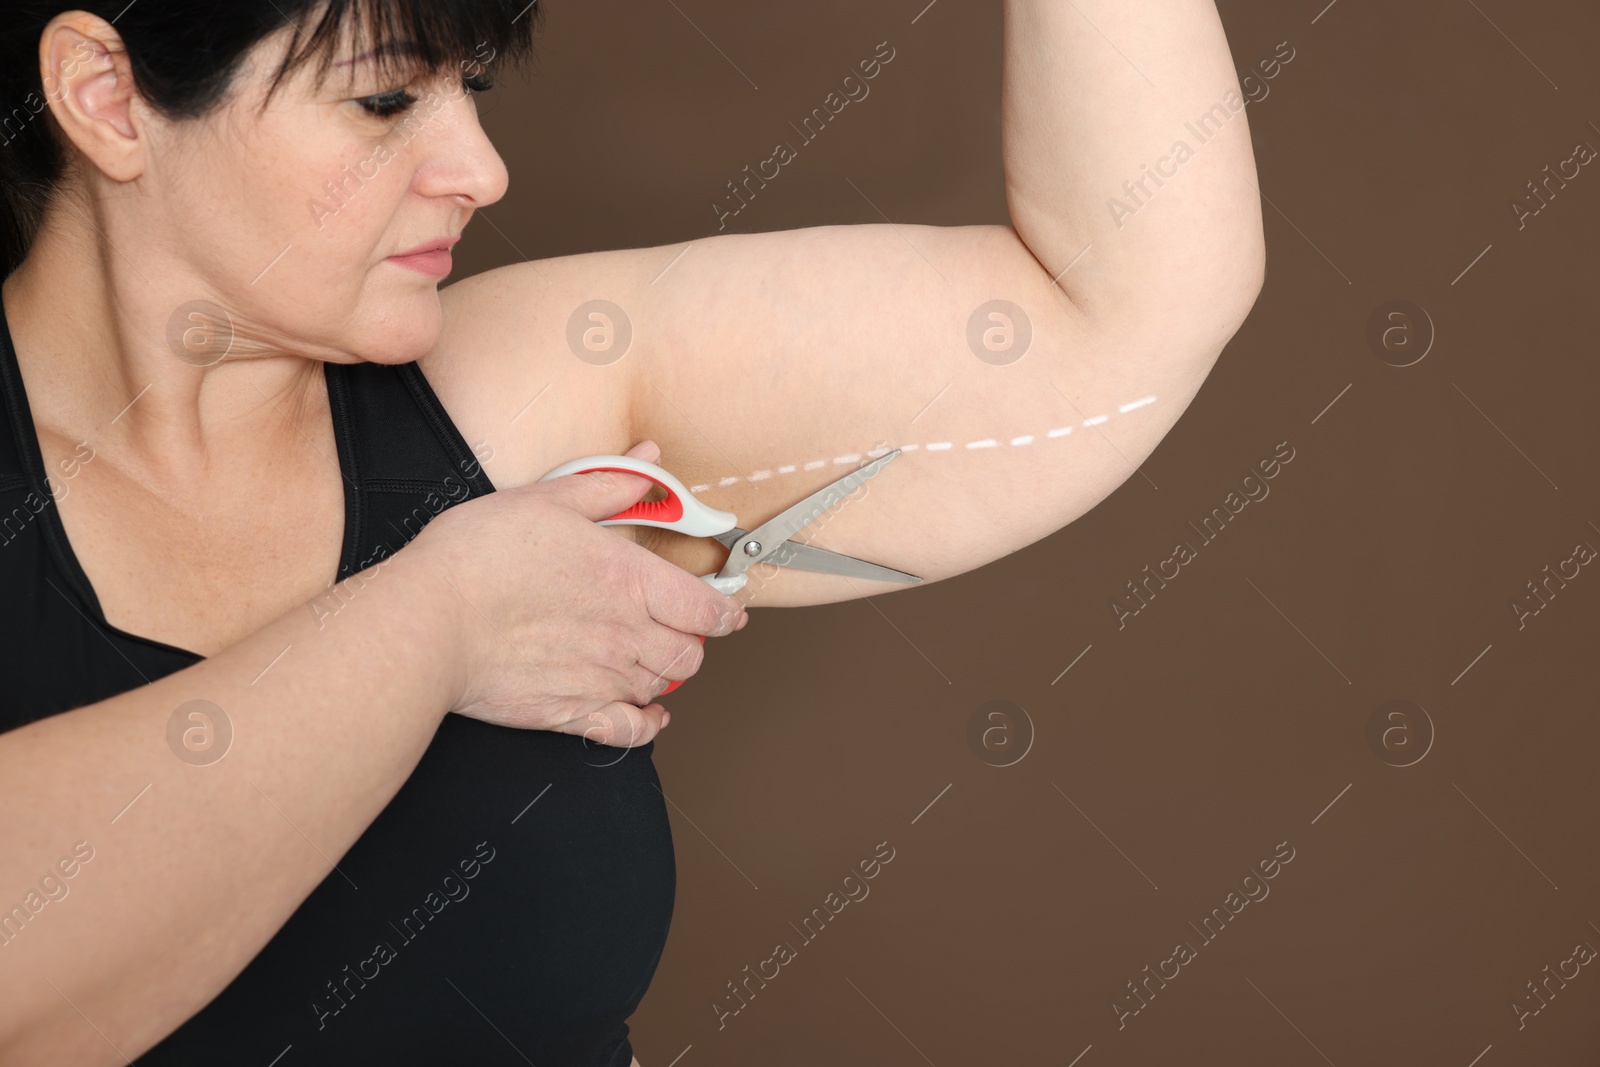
top-left (0, 0), bottom-right (1264, 1063)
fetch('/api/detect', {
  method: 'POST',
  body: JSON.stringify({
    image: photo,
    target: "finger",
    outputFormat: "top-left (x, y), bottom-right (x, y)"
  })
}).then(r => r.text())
top-left (574, 700), bottom-right (665, 749)
top-left (638, 624), bottom-right (706, 679)
top-left (623, 663), bottom-right (677, 705)
top-left (638, 559), bottom-right (747, 637)
top-left (538, 448), bottom-right (662, 523)
top-left (632, 631), bottom-right (705, 693)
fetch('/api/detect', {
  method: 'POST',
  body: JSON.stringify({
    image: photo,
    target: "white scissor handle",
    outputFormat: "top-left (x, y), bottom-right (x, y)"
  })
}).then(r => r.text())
top-left (537, 454), bottom-right (748, 596)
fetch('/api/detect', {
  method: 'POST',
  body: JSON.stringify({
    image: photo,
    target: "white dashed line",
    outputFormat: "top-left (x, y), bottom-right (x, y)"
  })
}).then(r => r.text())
top-left (679, 393), bottom-right (1160, 494)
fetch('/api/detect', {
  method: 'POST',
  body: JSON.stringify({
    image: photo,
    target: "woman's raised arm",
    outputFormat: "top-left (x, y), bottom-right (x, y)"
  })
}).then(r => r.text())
top-left (433, 0), bottom-right (1265, 608)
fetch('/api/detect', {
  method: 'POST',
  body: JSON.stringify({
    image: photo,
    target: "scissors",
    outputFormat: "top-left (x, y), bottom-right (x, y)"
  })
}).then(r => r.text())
top-left (538, 449), bottom-right (922, 693)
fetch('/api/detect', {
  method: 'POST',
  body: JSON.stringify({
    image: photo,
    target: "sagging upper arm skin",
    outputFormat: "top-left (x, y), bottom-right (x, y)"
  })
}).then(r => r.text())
top-left (613, 220), bottom-right (1258, 608)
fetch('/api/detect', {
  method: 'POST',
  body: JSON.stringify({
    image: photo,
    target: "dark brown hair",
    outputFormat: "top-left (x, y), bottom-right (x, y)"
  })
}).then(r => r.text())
top-left (0, 0), bottom-right (543, 275)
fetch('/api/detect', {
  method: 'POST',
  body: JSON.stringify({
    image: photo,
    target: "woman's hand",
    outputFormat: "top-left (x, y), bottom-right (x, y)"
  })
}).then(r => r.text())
top-left (408, 440), bottom-right (748, 747)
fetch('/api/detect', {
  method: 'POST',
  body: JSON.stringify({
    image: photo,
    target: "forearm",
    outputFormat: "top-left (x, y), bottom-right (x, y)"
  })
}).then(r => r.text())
top-left (0, 552), bottom-right (462, 1063)
top-left (1002, 0), bottom-right (1265, 323)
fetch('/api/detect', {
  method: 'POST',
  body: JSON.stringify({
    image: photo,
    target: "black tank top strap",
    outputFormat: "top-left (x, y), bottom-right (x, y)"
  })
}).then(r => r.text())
top-left (0, 320), bottom-right (32, 494)
top-left (0, 373), bottom-right (24, 492)
top-left (324, 360), bottom-right (496, 578)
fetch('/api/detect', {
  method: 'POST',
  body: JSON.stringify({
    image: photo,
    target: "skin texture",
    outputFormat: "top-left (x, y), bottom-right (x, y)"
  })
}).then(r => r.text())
top-left (0, 1), bottom-right (1263, 1062)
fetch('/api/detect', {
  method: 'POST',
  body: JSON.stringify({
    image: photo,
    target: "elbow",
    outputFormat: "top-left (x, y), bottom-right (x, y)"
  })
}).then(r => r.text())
top-left (1239, 223), bottom-right (1268, 313)
top-left (1175, 184), bottom-right (1268, 341)
top-left (1190, 224), bottom-right (1267, 350)
top-left (1239, 191), bottom-right (1269, 309)
top-left (1218, 234), bottom-right (1267, 336)
top-left (1143, 235), bottom-right (1266, 381)
top-left (1211, 194), bottom-right (1269, 333)
top-left (1156, 244), bottom-right (1265, 366)
top-left (1085, 215), bottom-right (1268, 351)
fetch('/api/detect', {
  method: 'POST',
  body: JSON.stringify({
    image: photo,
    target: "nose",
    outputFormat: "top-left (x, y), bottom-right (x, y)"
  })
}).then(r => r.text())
top-left (411, 83), bottom-right (510, 210)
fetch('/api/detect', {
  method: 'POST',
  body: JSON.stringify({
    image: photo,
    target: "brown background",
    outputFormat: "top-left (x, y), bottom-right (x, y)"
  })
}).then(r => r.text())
top-left (461, 1), bottom-right (1600, 1063)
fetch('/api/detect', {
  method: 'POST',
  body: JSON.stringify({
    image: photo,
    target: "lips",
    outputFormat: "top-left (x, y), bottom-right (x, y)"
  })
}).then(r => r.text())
top-left (387, 235), bottom-right (460, 278)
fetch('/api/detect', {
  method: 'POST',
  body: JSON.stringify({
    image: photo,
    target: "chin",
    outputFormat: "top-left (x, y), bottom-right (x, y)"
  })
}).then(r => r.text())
top-left (352, 298), bottom-right (444, 364)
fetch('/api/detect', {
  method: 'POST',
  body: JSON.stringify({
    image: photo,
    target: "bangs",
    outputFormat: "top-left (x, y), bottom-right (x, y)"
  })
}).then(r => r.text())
top-left (266, 0), bottom-right (542, 96)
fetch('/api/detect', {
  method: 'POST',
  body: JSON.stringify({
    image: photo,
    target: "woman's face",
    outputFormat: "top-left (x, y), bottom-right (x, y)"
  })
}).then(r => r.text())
top-left (134, 26), bottom-right (510, 366)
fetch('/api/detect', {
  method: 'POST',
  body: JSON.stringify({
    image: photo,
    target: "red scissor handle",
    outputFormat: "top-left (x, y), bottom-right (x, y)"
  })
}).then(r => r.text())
top-left (565, 464), bottom-right (688, 526)
top-left (537, 454), bottom-right (737, 536)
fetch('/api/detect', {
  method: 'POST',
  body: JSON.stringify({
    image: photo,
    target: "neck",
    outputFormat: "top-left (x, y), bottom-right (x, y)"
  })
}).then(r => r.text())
top-left (2, 195), bottom-right (324, 480)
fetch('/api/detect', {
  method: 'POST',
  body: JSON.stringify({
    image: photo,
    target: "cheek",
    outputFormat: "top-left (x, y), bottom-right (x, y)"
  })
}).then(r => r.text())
top-left (168, 122), bottom-right (394, 294)
top-left (300, 144), bottom-right (413, 249)
top-left (193, 130), bottom-right (440, 360)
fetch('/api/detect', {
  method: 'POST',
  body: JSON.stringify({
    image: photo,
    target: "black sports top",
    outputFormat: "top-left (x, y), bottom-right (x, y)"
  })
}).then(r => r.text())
top-left (0, 294), bottom-right (675, 1066)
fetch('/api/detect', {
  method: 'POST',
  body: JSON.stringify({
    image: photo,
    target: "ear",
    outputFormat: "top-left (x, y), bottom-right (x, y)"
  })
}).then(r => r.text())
top-left (39, 12), bottom-right (146, 183)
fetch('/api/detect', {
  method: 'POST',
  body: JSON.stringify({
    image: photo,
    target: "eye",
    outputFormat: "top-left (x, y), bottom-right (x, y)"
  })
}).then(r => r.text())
top-left (355, 73), bottom-right (494, 118)
top-left (356, 87), bottom-right (419, 118)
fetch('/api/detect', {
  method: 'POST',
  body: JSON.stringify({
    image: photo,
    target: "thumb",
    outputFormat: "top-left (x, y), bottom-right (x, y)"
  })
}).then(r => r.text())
top-left (578, 699), bottom-right (667, 749)
top-left (626, 439), bottom-right (662, 464)
top-left (542, 440), bottom-right (665, 522)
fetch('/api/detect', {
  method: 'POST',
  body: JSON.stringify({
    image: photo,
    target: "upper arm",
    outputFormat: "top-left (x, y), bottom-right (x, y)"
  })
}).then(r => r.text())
top-left (429, 220), bottom-right (1261, 608)
top-left (620, 221), bottom-right (1260, 607)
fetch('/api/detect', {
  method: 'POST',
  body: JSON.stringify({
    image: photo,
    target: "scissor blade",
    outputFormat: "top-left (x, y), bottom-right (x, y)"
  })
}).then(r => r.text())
top-left (711, 529), bottom-right (922, 583)
top-left (715, 450), bottom-right (903, 580)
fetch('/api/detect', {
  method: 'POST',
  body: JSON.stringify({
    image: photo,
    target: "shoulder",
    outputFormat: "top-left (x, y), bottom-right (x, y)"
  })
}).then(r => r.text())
top-left (416, 252), bottom-right (660, 491)
top-left (414, 228), bottom-right (822, 492)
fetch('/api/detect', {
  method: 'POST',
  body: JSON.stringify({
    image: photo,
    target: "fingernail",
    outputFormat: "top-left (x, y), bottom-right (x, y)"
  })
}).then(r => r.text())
top-left (661, 711), bottom-right (671, 727)
top-left (736, 611), bottom-right (750, 630)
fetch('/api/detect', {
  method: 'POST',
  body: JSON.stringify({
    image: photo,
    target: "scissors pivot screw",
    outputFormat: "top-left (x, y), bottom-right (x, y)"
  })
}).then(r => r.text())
top-left (742, 540), bottom-right (763, 557)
